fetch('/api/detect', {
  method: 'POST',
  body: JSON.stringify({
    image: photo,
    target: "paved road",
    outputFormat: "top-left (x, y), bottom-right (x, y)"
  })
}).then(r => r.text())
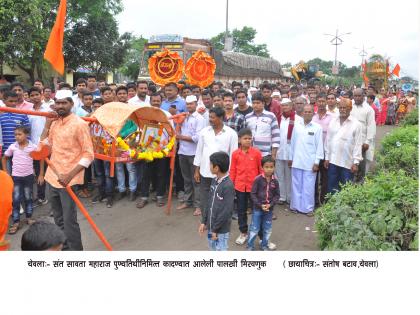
top-left (8, 125), bottom-right (395, 251)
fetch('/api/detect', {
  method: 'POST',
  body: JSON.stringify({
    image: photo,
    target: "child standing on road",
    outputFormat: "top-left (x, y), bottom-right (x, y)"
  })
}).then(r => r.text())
top-left (230, 128), bottom-right (262, 245)
top-left (199, 151), bottom-right (235, 251)
top-left (2, 126), bottom-right (43, 234)
top-left (247, 155), bottom-right (279, 250)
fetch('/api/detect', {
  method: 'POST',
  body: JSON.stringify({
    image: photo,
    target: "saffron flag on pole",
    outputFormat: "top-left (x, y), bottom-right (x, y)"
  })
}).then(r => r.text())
top-left (391, 64), bottom-right (401, 77)
top-left (362, 61), bottom-right (369, 85)
top-left (44, 0), bottom-right (67, 75)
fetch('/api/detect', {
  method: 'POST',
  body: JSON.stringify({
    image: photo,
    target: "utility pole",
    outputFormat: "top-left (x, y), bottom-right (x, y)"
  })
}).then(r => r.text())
top-left (355, 44), bottom-right (374, 66)
top-left (226, 0), bottom-right (229, 36)
top-left (224, 0), bottom-right (233, 51)
top-left (324, 29), bottom-right (351, 74)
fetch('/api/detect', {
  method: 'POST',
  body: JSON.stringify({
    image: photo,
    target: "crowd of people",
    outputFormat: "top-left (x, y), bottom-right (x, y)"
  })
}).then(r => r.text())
top-left (0, 75), bottom-right (417, 251)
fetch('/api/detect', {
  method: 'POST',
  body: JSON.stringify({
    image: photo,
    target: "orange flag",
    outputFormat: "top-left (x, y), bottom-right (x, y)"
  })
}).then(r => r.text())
top-left (44, 0), bottom-right (67, 75)
top-left (362, 61), bottom-right (369, 85)
top-left (391, 64), bottom-right (400, 77)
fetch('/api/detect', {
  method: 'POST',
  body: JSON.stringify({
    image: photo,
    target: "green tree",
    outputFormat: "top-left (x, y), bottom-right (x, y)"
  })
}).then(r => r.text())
top-left (119, 35), bottom-right (147, 81)
top-left (210, 26), bottom-right (270, 57)
top-left (1, 0), bottom-right (123, 82)
top-left (65, 12), bottom-right (132, 75)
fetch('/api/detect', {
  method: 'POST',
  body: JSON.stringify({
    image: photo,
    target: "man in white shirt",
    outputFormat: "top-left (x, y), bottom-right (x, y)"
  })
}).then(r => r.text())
top-left (293, 96), bottom-right (307, 117)
top-left (42, 87), bottom-right (55, 110)
top-left (198, 89), bottom-right (213, 126)
top-left (193, 106), bottom-right (238, 217)
top-left (177, 95), bottom-right (205, 215)
top-left (29, 87), bottom-right (51, 206)
top-left (324, 98), bottom-right (363, 194)
top-left (71, 78), bottom-right (87, 113)
top-left (136, 93), bottom-right (173, 209)
top-left (289, 105), bottom-right (324, 216)
top-left (351, 88), bottom-right (376, 183)
top-left (275, 98), bottom-right (303, 205)
top-left (326, 92), bottom-right (339, 115)
top-left (128, 80), bottom-right (150, 107)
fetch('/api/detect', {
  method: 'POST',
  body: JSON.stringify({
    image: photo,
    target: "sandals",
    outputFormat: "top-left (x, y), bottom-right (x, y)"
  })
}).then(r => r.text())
top-left (136, 199), bottom-right (148, 209)
top-left (193, 208), bottom-right (202, 216)
top-left (26, 218), bottom-right (36, 225)
top-left (8, 222), bottom-right (20, 235)
top-left (176, 203), bottom-right (191, 210)
top-left (77, 189), bottom-right (91, 198)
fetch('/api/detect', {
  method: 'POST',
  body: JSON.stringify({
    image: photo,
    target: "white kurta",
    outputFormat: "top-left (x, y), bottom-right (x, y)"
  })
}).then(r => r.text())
top-left (193, 126), bottom-right (238, 178)
top-left (276, 115), bottom-right (303, 160)
top-left (350, 102), bottom-right (376, 161)
top-left (325, 116), bottom-right (363, 170)
top-left (290, 121), bottom-right (324, 171)
top-left (289, 121), bottom-right (324, 214)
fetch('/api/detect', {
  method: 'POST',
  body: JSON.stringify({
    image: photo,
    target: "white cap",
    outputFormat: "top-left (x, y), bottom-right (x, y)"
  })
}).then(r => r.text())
top-left (271, 91), bottom-right (281, 97)
top-left (281, 98), bottom-right (292, 104)
top-left (185, 95), bottom-right (197, 103)
top-left (55, 90), bottom-right (73, 99)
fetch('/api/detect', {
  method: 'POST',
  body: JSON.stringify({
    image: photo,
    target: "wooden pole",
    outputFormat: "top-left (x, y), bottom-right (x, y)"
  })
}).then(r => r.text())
top-left (0, 107), bottom-right (97, 123)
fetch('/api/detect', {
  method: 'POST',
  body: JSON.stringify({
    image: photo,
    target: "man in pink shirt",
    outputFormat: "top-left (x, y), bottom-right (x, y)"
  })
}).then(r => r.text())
top-left (11, 82), bottom-right (33, 110)
top-left (311, 93), bottom-right (333, 205)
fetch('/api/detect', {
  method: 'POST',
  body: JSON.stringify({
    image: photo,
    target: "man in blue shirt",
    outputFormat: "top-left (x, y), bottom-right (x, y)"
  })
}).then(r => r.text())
top-left (0, 90), bottom-right (31, 171)
top-left (86, 75), bottom-right (101, 98)
top-left (160, 82), bottom-right (186, 114)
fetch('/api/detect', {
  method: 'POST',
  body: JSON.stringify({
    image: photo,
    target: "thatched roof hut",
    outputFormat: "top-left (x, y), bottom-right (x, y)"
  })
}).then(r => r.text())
top-left (214, 50), bottom-right (283, 79)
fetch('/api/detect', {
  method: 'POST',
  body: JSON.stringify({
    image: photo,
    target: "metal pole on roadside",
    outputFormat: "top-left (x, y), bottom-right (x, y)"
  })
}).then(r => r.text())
top-left (324, 29), bottom-right (351, 75)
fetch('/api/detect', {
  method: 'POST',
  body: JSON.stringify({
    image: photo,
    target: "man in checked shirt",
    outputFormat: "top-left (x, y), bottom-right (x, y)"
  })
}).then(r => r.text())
top-left (222, 92), bottom-right (245, 133)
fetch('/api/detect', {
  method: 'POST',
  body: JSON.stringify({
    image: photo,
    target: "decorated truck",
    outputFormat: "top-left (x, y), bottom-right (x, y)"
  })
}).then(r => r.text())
top-left (138, 34), bottom-right (283, 86)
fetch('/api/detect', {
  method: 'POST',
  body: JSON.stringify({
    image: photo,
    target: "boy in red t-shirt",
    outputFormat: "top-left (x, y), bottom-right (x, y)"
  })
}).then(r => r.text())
top-left (230, 128), bottom-right (262, 245)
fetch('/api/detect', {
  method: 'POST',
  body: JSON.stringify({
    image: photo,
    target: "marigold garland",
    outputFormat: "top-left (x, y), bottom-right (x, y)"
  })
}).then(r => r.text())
top-left (116, 136), bottom-right (176, 162)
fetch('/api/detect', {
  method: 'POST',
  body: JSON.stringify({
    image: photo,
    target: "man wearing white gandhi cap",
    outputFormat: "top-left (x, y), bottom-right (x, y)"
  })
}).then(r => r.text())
top-left (177, 94), bottom-right (206, 216)
top-left (39, 88), bottom-right (94, 250)
top-left (275, 98), bottom-right (303, 206)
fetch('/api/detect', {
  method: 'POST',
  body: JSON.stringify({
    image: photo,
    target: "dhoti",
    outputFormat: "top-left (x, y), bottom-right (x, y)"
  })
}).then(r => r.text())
top-left (290, 168), bottom-right (316, 214)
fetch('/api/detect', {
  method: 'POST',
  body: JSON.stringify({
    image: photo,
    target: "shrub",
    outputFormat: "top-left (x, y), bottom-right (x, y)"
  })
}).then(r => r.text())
top-left (376, 125), bottom-right (418, 177)
top-left (401, 108), bottom-right (418, 126)
top-left (315, 171), bottom-right (418, 251)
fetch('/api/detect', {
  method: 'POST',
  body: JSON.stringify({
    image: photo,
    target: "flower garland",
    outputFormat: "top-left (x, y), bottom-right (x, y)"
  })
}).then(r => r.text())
top-left (116, 135), bottom-right (176, 162)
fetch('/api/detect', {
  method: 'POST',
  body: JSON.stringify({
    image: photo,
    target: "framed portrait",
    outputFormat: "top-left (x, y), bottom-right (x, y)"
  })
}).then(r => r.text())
top-left (140, 123), bottom-right (161, 147)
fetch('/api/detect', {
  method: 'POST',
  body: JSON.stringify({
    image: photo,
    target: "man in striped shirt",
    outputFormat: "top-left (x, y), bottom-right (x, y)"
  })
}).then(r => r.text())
top-left (245, 92), bottom-right (280, 158)
top-left (0, 91), bottom-right (30, 172)
top-left (324, 98), bottom-right (363, 194)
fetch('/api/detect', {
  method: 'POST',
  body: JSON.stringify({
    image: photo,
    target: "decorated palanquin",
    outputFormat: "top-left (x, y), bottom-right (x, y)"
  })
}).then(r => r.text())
top-left (90, 102), bottom-right (176, 169)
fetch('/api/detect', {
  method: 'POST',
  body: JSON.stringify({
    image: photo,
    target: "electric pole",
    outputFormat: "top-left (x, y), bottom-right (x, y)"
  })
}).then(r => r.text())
top-left (324, 29), bottom-right (351, 74)
top-left (224, 0), bottom-right (233, 51)
top-left (355, 44), bottom-right (374, 66)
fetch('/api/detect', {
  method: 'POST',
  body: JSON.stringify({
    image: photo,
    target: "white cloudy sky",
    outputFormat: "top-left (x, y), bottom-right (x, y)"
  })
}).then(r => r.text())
top-left (117, 0), bottom-right (419, 79)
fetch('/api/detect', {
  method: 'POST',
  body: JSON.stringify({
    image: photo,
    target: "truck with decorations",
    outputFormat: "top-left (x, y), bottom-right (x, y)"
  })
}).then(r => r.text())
top-left (138, 34), bottom-right (283, 86)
